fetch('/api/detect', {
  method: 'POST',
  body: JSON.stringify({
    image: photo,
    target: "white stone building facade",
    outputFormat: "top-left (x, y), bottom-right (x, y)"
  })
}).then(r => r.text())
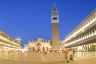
top-left (28, 37), bottom-right (51, 51)
top-left (65, 9), bottom-right (96, 51)
top-left (60, 40), bottom-right (65, 50)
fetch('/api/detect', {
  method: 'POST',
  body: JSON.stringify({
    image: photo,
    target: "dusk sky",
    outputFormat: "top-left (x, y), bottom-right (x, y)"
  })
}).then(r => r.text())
top-left (0, 0), bottom-right (96, 45)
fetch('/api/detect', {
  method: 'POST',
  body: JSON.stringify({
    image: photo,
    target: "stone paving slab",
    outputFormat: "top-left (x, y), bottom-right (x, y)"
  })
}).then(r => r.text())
top-left (0, 52), bottom-right (96, 64)
top-left (0, 58), bottom-right (96, 64)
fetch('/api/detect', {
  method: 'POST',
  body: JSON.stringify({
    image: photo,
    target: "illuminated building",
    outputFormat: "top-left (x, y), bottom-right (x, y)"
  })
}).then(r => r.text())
top-left (28, 37), bottom-right (51, 51)
top-left (15, 37), bottom-right (21, 49)
top-left (0, 30), bottom-right (20, 51)
top-left (24, 43), bottom-right (28, 50)
top-left (51, 1), bottom-right (60, 51)
top-left (60, 40), bottom-right (65, 50)
top-left (65, 9), bottom-right (96, 51)
top-left (21, 45), bottom-right (24, 49)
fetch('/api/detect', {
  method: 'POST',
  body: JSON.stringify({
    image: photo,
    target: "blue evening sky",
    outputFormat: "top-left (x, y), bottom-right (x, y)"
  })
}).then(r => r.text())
top-left (0, 0), bottom-right (96, 45)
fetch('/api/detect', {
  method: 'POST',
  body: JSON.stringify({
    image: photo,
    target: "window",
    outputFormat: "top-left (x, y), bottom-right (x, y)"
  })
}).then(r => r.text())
top-left (53, 17), bottom-right (57, 20)
top-left (55, 12), bottom-right (57, 14)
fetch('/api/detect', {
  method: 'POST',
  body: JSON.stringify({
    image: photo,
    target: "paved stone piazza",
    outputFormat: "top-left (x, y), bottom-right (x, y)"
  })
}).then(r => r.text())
top-left (0, 52), bottom-right (96, 64)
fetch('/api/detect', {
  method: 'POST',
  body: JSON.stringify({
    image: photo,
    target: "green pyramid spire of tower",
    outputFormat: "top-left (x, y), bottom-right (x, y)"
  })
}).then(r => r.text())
top-left (52, 1), bottom-right (57, 11)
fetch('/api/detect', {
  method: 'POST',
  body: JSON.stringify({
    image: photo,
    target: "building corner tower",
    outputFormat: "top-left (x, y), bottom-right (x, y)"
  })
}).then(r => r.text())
top-left (51, 1), bottom-right (60, 51)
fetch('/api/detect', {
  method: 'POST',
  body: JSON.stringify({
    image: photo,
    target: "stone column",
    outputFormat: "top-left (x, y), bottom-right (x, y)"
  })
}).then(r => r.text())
top-left (89, 31), bottom-right (90, 38)
top-left (89, 44), bottom-right (91, 51)
top-left (83, 45), bottom-right (84, 51)
top-left (87, 44), bottom-right (88, 51)
top-left (86, 33), bottom-right (88, 39)
top-left (84, 45), bottom-right (86, 51)
top-left (84, 34), bottom-right (85, 40)
top-left (93, 43), bottom-right (95, 51)
top-left (87, 44), bottom-right (89, 51)
top-left (90, 43), bottom-right (92, 51)
top-left (82, 45), bottom-right (83, 51)
top-left (93, 28), bottom-right (95, 36)
top-left (94, 28), bottom-right (96, 36)
top-left (95, 42), bottom-right (96, 51)
top-left (83, 34), bottom-right (84, 40)
top-left (81, 45), bottom-right (83, 51)
top-left (91, 30), bottom-right (93, 37)
top-left (91, 43), bottom-right (93, 51)
top-left (92, 43), bottom-right (94, 51)
top-left (85, 45), bottom-right (87, 51)
top-left (87, 32), bottom-right (89, 39)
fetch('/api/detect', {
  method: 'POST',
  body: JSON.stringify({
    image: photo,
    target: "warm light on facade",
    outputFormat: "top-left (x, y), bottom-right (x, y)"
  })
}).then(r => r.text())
top-left (0, 36), bottom-right (19, 45)
top-left (77, 46), bottom-right (82, 49)
top-left (0, 30), bottom-right (20, 51)
top-left (65, 13), bottom-right (96, 42)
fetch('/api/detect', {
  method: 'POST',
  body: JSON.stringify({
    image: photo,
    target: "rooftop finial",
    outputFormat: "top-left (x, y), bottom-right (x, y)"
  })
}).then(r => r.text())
top-left (18, 37), bottom-right (19, 39)
top-left (54, 1), bottom-right (55, 4)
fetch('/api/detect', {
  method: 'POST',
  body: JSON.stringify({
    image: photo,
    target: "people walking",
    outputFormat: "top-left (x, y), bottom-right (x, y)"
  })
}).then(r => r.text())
top-left (8, 51), bottom-right (10, 54)
top-left (70, 49), bottom-right (74, 60)
top-left (64, 50), bottom-right (69, 63)
top-left (73, 50), bottom-right (75, 54)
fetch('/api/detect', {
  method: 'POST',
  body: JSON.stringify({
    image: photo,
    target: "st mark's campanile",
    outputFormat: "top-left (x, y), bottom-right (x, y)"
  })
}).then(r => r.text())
top-left (51, 2), bottom-right (60, 51)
